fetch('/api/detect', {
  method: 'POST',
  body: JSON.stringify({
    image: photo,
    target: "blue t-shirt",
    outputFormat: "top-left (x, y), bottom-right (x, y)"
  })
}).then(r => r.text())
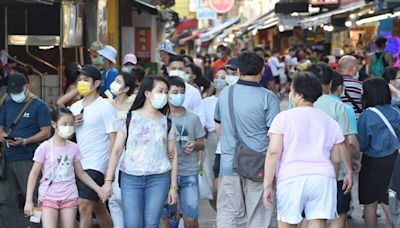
top-left (214, 80), bottom-right (280, 176)
top-left (100, 67), bottom-right (118, 96)
top-left (0, 98), bottom-right (51, 161)
top-left (358, 105), bottom-right (400, 158)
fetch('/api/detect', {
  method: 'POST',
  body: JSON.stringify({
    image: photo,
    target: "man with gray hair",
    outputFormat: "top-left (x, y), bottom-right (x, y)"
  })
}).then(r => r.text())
top-left (339, 55), bottom-right (363, 117)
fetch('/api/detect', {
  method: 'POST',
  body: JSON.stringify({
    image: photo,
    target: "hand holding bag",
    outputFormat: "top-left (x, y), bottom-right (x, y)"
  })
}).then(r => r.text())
top-left (228, 86), bottom-right (266, 182)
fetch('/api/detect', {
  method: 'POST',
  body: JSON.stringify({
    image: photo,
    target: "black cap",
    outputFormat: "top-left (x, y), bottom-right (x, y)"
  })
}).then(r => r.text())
top-left (79, 65), bottom-right (101, 81)
top-left (226, 57), bottom-right (238, 71)
top-left (7, 73), bottom-right (28, 94)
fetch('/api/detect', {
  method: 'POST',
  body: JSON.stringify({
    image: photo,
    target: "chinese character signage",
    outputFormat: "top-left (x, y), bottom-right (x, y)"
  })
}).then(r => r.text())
top-left (135, 27), bottom-right (151, 60)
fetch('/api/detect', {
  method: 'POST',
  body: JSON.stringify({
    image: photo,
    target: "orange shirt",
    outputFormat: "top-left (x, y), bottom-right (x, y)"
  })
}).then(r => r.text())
top-left (212, 58), bottom-right (229, 77)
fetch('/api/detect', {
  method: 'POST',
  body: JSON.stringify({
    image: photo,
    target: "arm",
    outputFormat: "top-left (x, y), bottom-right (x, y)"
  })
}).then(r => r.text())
top-left (339, 139), bottom-right (353, 193)
top-left (215, 123), bottom-right (221, 139)
top-left (386, 52), bottom-right (394, 67)
top-left (56, 87), bottom-right (79, 108)
top-left (12, 126), bottom-right (51, 147)
top-left (108, 132), bottom-right (117, 155)
top-left (348, 134), bottom-right (361, 172)
top-left (102, 131), bottom-right (126, 195)
top-left (74, 161), bottom-right (107, 202)
top-left (167, 138), bottom-right (178, 205)
top-left (263, 133), bottom-right (283, 208)
top-left (367, 55), bottom-right (373, 77)
top-left (24, 162), bottom-right (43, 216)
top-left (194, 137), bottom-right (205, 151)
top-left (330, 143), bottom-right (342, 175)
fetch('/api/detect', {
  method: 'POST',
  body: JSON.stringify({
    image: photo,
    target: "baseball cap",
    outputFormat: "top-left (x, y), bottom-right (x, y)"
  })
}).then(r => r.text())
top-left (158, 41), bottom-right (177, 55)
top-left (123, 54), bottom-right (138, 65)
top-left (97, 45), bottom-right (117, 64)
top-left (7, 73), bottom-right (28, 94)
top-left (226, 57), bottom-right (238, 71)
top-left (79, 65), bottom-right (101, 81)
top-left (89, 41), bottom-right (104, 52)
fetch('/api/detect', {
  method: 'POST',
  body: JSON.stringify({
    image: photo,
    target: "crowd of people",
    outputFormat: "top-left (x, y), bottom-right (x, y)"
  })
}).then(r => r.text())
top-left (0, 36), bottom-right (399, 228)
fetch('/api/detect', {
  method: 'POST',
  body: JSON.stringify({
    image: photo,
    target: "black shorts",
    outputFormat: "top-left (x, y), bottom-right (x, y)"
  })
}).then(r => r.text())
top-left (337, 180), bottom-right (351, 214)
top-left (77, 169), bottom-right (104, 202)
top-left (273, 76), bottom-right (281, 84)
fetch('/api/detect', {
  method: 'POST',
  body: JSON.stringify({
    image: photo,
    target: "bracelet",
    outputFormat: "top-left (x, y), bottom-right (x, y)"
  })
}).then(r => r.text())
top-left (170, 185), bottom-right (178, 190)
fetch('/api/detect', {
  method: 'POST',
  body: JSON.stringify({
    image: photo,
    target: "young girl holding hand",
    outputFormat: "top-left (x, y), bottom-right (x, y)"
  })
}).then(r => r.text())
top-left (24, 108), bottom-right (108, 228)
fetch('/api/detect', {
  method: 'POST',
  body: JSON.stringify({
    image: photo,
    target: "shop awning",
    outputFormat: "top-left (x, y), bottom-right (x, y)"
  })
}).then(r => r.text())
top-left (301, 1), bottom-right (367, 28)
top-left (176, 18), bottom-right (198, 35)
top-left (239, 10), bottom-right (275, 32)
top-left (199, 17), bottom-right (240, 42)
top-left (179, 31), bottom-right (202, 44)
top-left (131, 0), bottom-right (158, 15)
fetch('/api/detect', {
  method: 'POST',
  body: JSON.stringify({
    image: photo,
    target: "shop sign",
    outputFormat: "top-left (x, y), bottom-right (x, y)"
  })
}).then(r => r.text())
top-left (310, 0), bottom-right (339, 6)
top-left (209, 0), bottom-right (234, 14)
top-left (135, 27), bottom-right (151, 59)
top-left (196, 8), bottom-right (217, 19)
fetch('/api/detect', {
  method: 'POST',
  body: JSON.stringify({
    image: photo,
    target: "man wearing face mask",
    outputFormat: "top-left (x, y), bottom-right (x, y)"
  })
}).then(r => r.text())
top-left (121, 54), bottom-right (137, 73)
top-left (0, 73), bottom-right (51, 228)
top-left (167, 55), bottom-right (206, 127)
top-left (88, 41), bottom-right (104, 70)
top-left (159, 41), bottom-right (177, 78)
top-left (339, 55), bottom-right (364, 117)
top-left (212, 45), bottom-right (231, 77)
top-left (225, 57), bottom-right (240, 86)
top-left (97, 45), bottom-right (119, 97)
top-left (70, 65), bottom-right (117, 228)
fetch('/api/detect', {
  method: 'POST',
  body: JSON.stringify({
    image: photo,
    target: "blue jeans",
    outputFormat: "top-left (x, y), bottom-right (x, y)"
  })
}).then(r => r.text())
top-left (121, 171), bottom-right (170, 228)
top-left (162, 175), bottom-right (199, 221)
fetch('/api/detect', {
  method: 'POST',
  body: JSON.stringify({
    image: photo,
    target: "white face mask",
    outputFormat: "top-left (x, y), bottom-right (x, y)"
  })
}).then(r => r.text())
top-left (58, 126), bottom-right (74, 139)
top-left (150, 93), bottom-right (168, 109)
top-left (353, 71), bottom-right (360, 80)
top-left (169, 70), bottom-right (189, 82)
top-left (110, 81), bottom-right (123, 95)
top-left (11, 91), bottom-right (26, 103)
top-left (121, 65), bottom-right (134, 73)
top-left (226, 75), bottom-right (240, 85)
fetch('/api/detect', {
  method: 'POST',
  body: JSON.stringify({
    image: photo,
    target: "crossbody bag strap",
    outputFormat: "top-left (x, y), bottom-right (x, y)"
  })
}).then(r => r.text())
top-left (344, 90), bottom-right (362, 114)
top-left (8, 96), bottom-right (35, 135)
top-left (369, 107), bottom-right (397, 139)
top-left (228, 86), bottom-right (240, 143)
top-left (124, 111), bottom-right (132, 149)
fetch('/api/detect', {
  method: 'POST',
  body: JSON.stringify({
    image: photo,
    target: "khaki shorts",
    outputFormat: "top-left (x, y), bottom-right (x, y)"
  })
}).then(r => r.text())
top-left (216, 175), bottom-right (274, 228)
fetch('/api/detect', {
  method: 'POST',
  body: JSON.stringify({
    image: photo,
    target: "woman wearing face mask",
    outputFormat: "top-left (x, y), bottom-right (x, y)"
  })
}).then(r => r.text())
top-left (56, 63), bottom-right (82, 108)
top-left (383, 67), bottom-right (400, 107)
top-left (202, 68), bottom-right (228, 205)
top-left (203, 54), bottom-right (213, 81)
top-left (24, 108), bottom-right (107, 228)
top-left (186, 64), bottom-right (215, 97)
top-left (107, 72), bottom-right (136, 227)
top-left (102, 76), bottom-right (178, 228)
top-left (121, 54), bottom-right (137, 73)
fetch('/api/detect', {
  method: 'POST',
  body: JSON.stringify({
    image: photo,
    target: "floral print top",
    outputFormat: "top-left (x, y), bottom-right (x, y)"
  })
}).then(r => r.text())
top-left (119, 111), bottom-right (173, 176)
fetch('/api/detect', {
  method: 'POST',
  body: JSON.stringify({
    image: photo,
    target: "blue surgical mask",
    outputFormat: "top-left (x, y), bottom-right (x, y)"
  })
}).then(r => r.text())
top-left (11, 91), bottom-right (26, 103)
top-left (214, 78), bottom-right (227, 91)
top-left (169, 93), bottom-right (185, 107)
top-left (122, 65), bottom-right (134, 73)
top-left (216, 52), bottom-right (222, 58)
top-left (150, 93), bottom-right (168, 109)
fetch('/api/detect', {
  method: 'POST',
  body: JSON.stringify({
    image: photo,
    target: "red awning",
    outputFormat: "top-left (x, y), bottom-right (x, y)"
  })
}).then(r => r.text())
top-left (179, 32), bottom-right (202, 44)
top-left (176, 18), bottom-right (198, 35)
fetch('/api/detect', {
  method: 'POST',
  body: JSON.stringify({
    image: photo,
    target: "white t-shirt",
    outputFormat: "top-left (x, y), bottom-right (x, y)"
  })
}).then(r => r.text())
top-left (268, 55), bottom-right (280, 77)
top-left (70, 97), bottom-right (118, 174)
top-left (183, 83), bottom-right (205, 127)
top-left (202, 95), bottom-right (218, 132)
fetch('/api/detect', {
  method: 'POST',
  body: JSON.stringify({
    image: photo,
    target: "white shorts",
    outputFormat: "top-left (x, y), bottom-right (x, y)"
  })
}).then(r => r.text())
top-left (276, 175), bottom-right (337, 224)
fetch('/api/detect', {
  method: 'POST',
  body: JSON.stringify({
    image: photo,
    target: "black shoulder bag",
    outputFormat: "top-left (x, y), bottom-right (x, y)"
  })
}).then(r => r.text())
top-left (0, 96), bottom-right (35, 179)
top-left (229, 86), bottom-right (266, 182)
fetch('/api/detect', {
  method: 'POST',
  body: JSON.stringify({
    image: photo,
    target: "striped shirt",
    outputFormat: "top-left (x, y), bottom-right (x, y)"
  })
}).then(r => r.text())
top-left (340, 75), bottom-right (363, 118)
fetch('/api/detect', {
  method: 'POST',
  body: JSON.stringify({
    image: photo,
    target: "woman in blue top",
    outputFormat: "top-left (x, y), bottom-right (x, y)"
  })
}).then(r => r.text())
top-left (358, 78), bottom-right (400, 228)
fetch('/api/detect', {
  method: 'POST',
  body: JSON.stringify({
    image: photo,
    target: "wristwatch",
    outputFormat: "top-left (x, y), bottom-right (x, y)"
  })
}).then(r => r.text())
top-left (22, 138), bottom-right (27, 146)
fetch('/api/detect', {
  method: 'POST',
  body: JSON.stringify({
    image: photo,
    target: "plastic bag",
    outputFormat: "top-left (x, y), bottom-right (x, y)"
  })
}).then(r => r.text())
top-left (199, 151), bottom-right (214, 200)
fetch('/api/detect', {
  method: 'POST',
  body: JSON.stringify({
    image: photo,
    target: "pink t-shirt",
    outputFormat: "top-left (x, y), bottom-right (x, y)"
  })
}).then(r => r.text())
top-left (269, 107), bottom-right (344, 182)
top-left (33, 139), bottom-right (82, 201)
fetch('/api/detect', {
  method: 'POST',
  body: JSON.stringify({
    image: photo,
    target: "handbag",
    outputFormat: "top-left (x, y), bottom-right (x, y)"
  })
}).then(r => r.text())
top-left (0, 96), bottom-right (35, 179)
top-left (228, 86), bottom-right (266, 182)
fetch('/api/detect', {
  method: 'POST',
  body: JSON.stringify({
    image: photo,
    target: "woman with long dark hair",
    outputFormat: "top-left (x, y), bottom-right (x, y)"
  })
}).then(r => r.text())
top-left (56, 62), bottom-right (82, 107)
top-left (186, 63), bottom-right (215, 97)
top-left (358, 78), bottom-right (400, 228)
top-left (102, 76), bottom-right (178, 227)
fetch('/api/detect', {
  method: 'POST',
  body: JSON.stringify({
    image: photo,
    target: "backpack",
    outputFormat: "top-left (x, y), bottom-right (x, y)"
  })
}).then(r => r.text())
top-left (371, 52), bottom-right (386, 77)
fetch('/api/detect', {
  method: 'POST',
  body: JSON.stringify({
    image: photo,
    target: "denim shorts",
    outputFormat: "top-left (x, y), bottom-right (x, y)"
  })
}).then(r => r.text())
top-left (162, 175), bottom-right (199, 220)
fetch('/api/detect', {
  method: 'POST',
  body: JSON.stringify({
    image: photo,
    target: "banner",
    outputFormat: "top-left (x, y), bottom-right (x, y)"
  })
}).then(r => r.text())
top-left (135, 27), bottom-right (151, 60)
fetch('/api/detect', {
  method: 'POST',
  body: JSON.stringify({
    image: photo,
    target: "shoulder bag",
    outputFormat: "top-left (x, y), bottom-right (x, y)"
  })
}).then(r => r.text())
top-left (0, 96), bottom-right (35, 179)
top-left (229, 86), bottom-right (266, 182)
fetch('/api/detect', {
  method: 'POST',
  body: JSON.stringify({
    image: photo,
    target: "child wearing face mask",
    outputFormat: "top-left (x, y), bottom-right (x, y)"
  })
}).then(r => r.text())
top-left (24, 108), bottom-right (108, 228)
top-left (161, 76), bottom-right (205, 228)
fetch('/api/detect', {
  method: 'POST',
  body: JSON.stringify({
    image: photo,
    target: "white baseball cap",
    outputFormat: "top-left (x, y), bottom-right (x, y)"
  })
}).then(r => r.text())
top-left (158, 41), bottom-right (176, 55)
top-left (97, 45), bottom-right (117, 64)
top-left (123, 54), bottom-right (137, 65)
